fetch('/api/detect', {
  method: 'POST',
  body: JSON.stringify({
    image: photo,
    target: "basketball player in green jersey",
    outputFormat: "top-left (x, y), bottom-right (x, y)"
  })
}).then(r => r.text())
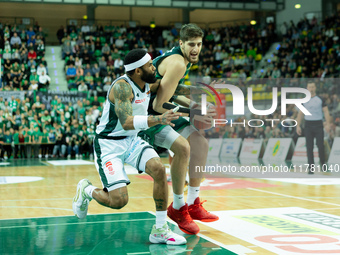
top-left (72, 49), bottom-right (186, 245)
top-left (141, 24), bottom-right (219, 235)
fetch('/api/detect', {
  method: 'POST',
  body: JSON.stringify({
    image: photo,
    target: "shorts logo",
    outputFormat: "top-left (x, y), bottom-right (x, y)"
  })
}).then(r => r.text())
top-left (135, 98), bottom-right (146, 104)
top-left (105, 161), bottom-right (115, 175)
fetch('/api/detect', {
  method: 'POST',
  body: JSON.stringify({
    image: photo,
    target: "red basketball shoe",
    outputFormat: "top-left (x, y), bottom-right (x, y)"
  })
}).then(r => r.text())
top-left (188, 198), bottom-right (219, 222)
top-left (167, 202), bottom-right (200, 235)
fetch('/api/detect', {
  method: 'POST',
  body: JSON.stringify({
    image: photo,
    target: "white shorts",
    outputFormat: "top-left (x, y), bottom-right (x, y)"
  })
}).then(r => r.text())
top-left (93, 135), bottom-right (159, 192)
top-left (154, 125), bottom-right (196, 150)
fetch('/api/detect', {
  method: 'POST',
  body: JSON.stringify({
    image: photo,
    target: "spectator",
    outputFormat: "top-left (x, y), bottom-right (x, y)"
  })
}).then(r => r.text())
top-left (115, 36), bottom-right (125, 49)
top-left (67, 134), bottom-right (79, 158)
top-left (66, 63), bottom-right (77, 81)
top-left (10, 32), bottom-right (22, 49)
top-left (27, 49), bottom-right (37, 60)
top-left (53, 132), bottom-right (67, 158)
top-left (62, 41), bottom-right (72, 59)
top-left (114, 57), bottom-right (124, 74)
top-left (37, 63), bottom-right (47, 76)
top-left (78, 81), bottom-right (88, 92)
top-left (11, 49), bottom-right (21, 63)
top-left (3, 129), bottom-right (13, 159)
top-left (38, 71), bottom-right (51, 89)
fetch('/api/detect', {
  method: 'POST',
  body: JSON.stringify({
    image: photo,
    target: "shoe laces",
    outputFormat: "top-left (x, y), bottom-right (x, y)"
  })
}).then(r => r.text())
top-left (189, 200), bottom-right (208, 213)
top-left (179, 207), bottom-right (194, 222)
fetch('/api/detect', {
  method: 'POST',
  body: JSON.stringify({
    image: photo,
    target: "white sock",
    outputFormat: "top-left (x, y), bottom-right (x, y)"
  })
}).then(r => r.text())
top-left (155, 211), bottom-right (167, 229)
top-left (173, 193), bottom-right (185, 210)
top-left (187, 186), bottom-right (200, 206)
top-left (84, 185), bottom-right (97, 199)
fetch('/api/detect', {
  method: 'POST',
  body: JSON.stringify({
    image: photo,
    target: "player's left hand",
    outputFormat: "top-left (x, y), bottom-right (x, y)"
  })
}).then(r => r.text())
top-left (150, 79), bottom-right (161, 92)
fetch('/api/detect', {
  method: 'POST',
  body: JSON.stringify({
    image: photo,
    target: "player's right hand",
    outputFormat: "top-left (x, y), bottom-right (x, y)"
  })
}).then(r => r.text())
top-left (160, 109), bottom-right (181, 127)
top-left (296, 126), bottom-right (302, 135)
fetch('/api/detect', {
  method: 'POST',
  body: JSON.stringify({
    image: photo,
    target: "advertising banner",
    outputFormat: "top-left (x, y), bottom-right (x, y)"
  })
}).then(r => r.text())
top-left (292, 137), bottom-right (331, 164)
top-left (36, 91), bottom-right (88, 110)
top-left (200, 207), bottom-right (340, 254)
top-left (220, 138), bottom-right (242, 158)
top-left (263, 138), bottom-right (294, 162)
top-left (328, 137), bottom-right (340, 165)
top-left (239, 138), bottom-right (264, 159)
top-left (208, 138), bottom-right (223, 157)
top-left (0, 91), bottom-right (26, 102)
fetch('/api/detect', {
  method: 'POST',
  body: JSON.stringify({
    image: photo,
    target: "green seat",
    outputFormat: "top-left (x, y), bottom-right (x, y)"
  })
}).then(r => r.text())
top-left (98, 96), bottom-right (105, 103)
top-left (94, 50), bottom-right (102, 58)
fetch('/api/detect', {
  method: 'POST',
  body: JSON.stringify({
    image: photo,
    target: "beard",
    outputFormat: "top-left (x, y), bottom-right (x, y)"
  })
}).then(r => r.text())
top-left (183, 49), bottom-right (199, 64)
top-left (141, 69), bottom-right (157, 83)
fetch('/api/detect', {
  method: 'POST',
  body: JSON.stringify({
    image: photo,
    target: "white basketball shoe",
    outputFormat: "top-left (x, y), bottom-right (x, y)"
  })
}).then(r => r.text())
top-left (72, 179), bottom-right (92, 219)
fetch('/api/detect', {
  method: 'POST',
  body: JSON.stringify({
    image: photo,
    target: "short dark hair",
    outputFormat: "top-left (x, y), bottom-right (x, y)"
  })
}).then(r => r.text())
top-left (124, 49), bottom-right (147, 76)
top-left (180, 23), bottom-right (204, 42)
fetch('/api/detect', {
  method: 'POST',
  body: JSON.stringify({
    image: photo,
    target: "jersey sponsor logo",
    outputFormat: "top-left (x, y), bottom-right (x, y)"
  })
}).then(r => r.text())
top-left (135, 98), bottom-right (146, 104)
top-left (105, 161), bottom-right (115, 175)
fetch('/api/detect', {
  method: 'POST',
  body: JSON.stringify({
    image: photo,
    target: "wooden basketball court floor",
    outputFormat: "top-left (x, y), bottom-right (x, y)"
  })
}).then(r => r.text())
top-left (1, 158), bottom-right (340, 255)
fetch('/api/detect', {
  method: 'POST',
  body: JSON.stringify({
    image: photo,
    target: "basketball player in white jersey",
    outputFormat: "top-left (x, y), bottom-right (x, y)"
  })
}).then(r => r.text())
top-left (72, 49), bottom-right (186, 245)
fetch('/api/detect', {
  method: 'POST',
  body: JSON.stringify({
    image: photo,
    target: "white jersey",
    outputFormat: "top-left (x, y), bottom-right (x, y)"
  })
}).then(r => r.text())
top-left (96, 74), bottom-right (151, 138)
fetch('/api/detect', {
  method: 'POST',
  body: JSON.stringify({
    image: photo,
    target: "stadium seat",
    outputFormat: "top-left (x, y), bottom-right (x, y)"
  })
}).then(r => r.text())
top-left (255, 54), bottom-right (262, 61)
top-left (256, 84), bottom-right (264, 91)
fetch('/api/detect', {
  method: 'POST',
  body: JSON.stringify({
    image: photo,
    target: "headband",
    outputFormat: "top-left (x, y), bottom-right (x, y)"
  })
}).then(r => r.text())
top-left (124, 53), bottom-right (151, 72)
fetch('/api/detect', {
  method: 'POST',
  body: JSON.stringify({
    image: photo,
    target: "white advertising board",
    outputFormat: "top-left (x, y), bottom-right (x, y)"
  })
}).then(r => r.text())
top-left (207, 138), bottom-right (223, 157)
top-left (219, 138), bottom-right (242, 158)
top-left (328, 137), bottom-right (340, 164)
top-left (292, 137), bottom-right (331, 164)
top-left (239, 138), bottom-right (264, 159)
top-left (200, 207), bottom-right (340, 254)
top-left (263, 138), bottom-right (294, 162)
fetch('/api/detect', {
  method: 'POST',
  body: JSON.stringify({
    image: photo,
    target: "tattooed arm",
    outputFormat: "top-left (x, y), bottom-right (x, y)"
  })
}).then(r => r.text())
top-left (111, 80), bottom-right (181, 130)
top-left (174, 84), bottom-right (201, 95)
top-left (111, 81), bottom-right (134, 129)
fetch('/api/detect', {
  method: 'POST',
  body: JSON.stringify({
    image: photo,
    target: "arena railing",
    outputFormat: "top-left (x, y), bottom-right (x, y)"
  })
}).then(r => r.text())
top-left (0, 16), bottom-right (35, 28)
top-left (66, 19), bottom-right (141, 29)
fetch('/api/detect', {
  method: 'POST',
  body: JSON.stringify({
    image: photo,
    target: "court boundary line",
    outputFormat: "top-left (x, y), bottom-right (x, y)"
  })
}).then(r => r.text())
top-left (0, 206), bottom-right (74, 212)
top-left (248, 188), bottom-right (340, 207)
top-left (0, 211), bottom-right (152, 221)
top-left (3, 195), bottom-right (340, 202)
top-left (0, 218), bottom-right (155, 229)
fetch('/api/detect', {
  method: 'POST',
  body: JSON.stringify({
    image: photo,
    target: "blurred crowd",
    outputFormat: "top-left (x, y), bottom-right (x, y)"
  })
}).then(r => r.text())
top-left (0, 23), bottom-right (50, 91)
top-left (0, 94), bottom-right (102, 160)
top-left (0, 11), bottom-right (340, 160)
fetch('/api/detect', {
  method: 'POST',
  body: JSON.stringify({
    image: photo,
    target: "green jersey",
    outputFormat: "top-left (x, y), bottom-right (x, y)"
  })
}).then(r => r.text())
top-left (9, 100), bottom-right (18, 112)
top-left (41, 132), bottom-right (49, 143)
top-left (32, 131), bottom-right (41, 143)
top-left (149, 46), bottom-right (191, 116)
top-left (138, 46), bottom-right (191, 148)
top-left (13, 133), bottom-right (19, 144)
top-left (23, 130), bottom-right (31, 143)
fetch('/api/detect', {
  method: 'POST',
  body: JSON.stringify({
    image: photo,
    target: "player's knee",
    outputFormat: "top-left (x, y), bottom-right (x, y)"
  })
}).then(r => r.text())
top-left (109, 196), bottom-right (128, 209)
top-left (150, 161), bottom-right (166, 181)
top-left (176, 140), bottom-right (190, 159)
top-left (194, 134), bottom-right (209, 155)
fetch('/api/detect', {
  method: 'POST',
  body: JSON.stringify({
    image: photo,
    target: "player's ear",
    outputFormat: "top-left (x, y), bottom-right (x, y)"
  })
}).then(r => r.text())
top-left (135, 67), bottom-right (142, 76)
top-left (179, 40), bottom-right (183, 47)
